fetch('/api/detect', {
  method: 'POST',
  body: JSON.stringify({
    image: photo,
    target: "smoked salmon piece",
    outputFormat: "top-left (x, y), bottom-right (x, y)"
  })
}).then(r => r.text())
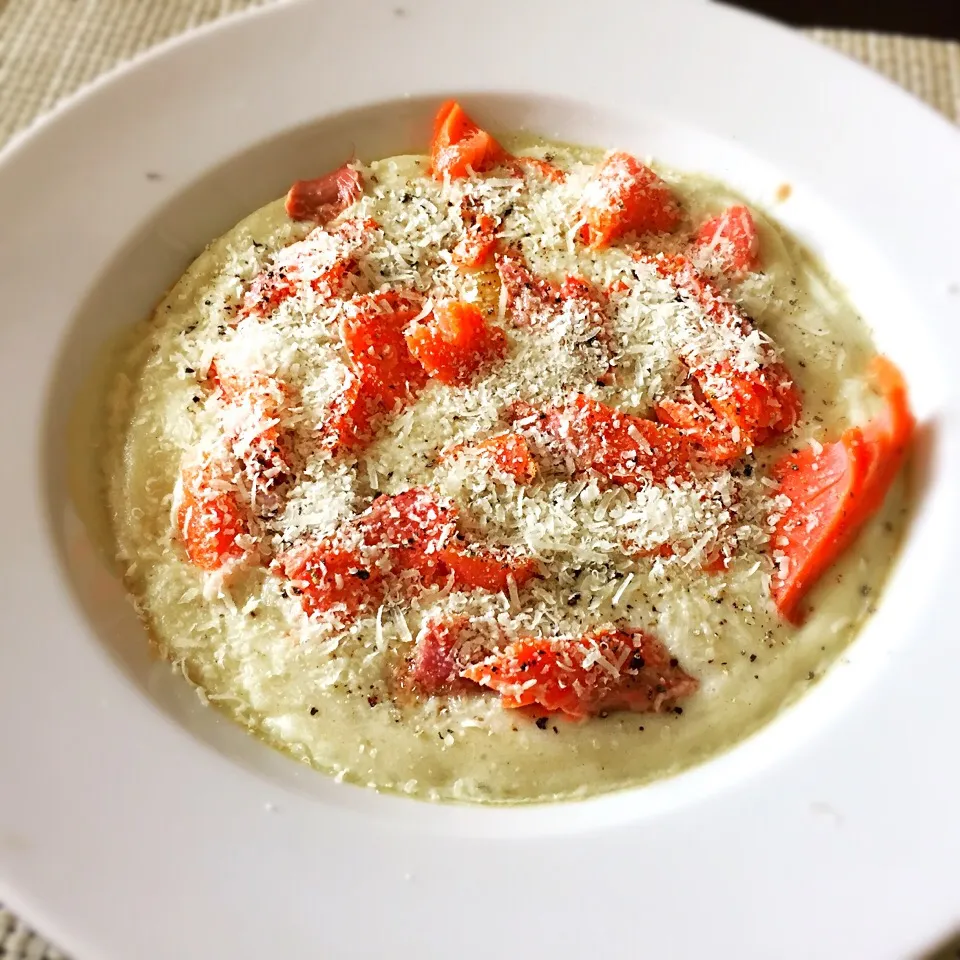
top-left (437, 546), bottom-right (541, 593)
top-left (409, 617), bottom-right (476, 695)
top-left (496, 252), bottom-right (559, 324)
top-left (359, 488), bottom-right (458, 548)
top-left (321, 290), bottom-right (427, 454)
top-left (211, 364), bottom-right (294, 493)
top-left (579, 152), bottom-right (680, 249)
top-left (285, 162), bottom-right (363, 224)
top-left (509, 394), bottom-right (693, 487)
top-left (849, 356), bottom-right (914, 526)
top-left (640, 253), bottom-right (802, 444)
top-left (358, 487), bottom-right (459, 588)
top-left (239, 216), bottom-right (377, 321)
top-left (654, 394), bottom-right (746, 465)
top-left (276, 489), bottom-right (456, 619)
top-left (497, 254), bottom-right (607, 333)
top-left (404, 299), bottom-right (507, 386)
top-left (275, 540), bottom-right (383, 618)
top-left (463, 626), bottom-right (698, 718)
top-left (453, 212), bottom-right (499, 268)
top-left (319, 371), bottom-right (384, 456)
top-left (343, 290), bottom-right (428, 406)
top-left (507, 155), bottom-right (566, 183)
top-left (444, 432), bottom-right (539, 484)
top-left (769, 356), bottom-right (913, 622)
top-left (239, 270), bottom-right (297, 321)
top-left (699, 358), bottom-right (802, 446)
top-left (176, 461), bottom-right (248, 572)
top-left (770, 431), bottom-right (870, 623)
top-left (496, 253), bottom-right (613, 377)
top-left (641, 252), bottom-right (751, 335)
top-left (692, 204), bottom-right (761, 273)
top-left (430, 100), bottom-right (507, 180)
top-left (429, 101), bottom-right (562, 184)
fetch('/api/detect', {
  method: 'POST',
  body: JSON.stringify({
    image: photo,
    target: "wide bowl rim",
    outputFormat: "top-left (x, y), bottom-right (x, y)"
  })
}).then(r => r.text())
top-left (1, 2), bottom-right (959, 958)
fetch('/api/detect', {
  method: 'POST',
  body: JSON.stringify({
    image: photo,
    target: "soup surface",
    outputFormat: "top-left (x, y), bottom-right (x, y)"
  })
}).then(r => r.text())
top-left (104, 108), bottom-right (909, 803)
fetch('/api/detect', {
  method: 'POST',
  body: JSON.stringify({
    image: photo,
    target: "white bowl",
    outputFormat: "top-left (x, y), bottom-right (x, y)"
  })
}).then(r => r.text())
top-left (1, 1), bottom-right (959, 957)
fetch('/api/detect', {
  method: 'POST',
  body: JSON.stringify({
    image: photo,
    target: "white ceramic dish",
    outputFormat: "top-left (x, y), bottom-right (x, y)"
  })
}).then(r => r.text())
top-left (1, 1), bottom-right (959, 957)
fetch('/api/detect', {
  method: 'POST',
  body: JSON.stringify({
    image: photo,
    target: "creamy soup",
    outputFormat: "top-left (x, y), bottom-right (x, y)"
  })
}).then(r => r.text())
top-left (103, 113), bottom-right (909, 803)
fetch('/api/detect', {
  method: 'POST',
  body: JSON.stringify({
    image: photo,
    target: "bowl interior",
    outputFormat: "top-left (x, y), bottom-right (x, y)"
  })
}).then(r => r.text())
top-left (45, 92), bottom-right (949, 826)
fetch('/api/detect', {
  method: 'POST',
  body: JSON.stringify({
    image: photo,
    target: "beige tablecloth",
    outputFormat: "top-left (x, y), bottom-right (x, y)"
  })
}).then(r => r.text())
top-left (0, 2), bottom-right (958, 957)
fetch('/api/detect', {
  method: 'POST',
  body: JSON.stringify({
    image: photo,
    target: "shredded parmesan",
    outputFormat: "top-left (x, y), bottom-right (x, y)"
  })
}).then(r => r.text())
top-left (102, 134), bottom-right (900, 804)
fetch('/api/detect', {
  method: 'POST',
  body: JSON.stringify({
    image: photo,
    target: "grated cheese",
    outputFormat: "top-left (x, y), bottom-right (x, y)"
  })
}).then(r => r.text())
top-left (103, 135), bottom-right (903, 805)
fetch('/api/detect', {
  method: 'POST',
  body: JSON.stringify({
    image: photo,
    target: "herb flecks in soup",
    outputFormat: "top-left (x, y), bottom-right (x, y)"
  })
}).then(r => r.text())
top-left (105, 101), bottom-right (912, 803)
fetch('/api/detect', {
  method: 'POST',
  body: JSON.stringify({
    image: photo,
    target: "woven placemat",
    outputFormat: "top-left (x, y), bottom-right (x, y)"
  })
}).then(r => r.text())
top-left (0, 3), bottom-right (958, 958)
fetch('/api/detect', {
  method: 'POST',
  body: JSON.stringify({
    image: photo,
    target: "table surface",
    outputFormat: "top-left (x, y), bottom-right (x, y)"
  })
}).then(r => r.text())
top-left (0, 2), bottom-right (958, 958)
